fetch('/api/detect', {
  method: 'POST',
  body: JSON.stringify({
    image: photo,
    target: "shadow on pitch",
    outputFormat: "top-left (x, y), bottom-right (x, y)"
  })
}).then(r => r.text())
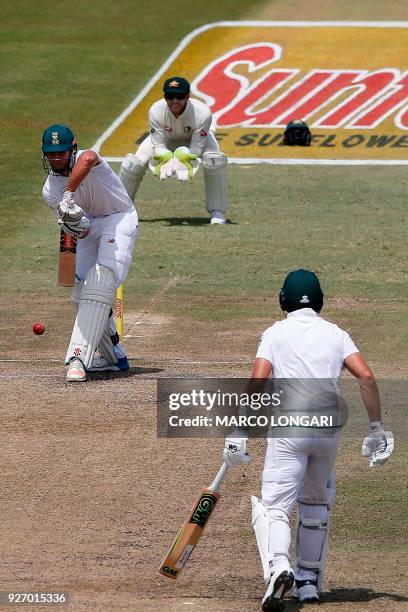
top-left (285, 588), bottom-right (408, 609)
top-left (139, 216), bottom-right (237, 226)
top-left (88, 366), bottom-right (164, 381)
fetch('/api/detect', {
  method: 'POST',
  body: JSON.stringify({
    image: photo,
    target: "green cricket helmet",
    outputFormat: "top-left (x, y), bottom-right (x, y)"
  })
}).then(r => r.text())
top-left (283, 119), bottom-right (311, 146)
top-left (41, 124), bottom-right (77, 174)
top-left (279, 269), bottom-right (324, 312)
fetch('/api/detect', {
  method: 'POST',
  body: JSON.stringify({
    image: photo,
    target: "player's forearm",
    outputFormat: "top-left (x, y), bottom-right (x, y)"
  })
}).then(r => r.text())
top-left (190, 133), bottom-right (207, 157)
top-left (189, 143), bottom-right (204, 157)
top-left (344, 353), bottom-right (382, 423)
top-left (235, 362), bottom-right (271, 433)
top-left (151, 128), bottom-right (167, 153)
top-left (67, 151), bottom-right (98, 191)
top-left (358, 377), bottom-right (382, 423)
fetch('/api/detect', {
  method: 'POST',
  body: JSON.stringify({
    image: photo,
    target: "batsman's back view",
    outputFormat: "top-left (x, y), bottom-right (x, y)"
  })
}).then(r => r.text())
top-left (222, 269), bottom-right (394, 611)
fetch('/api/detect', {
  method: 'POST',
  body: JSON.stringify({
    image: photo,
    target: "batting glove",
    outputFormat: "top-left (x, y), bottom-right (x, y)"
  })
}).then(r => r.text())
top-left (223, 436), bottom-right (251, 468)
top-left (58, 216), bottom-right (90, 239)
top-left (362, 421), bottom-right (395, 468)
top-left (174, 146), bottom-right (197, 180)
top-left (152, 149), bottom-right (173, 177)
top-left (57, 191), bottom-right (84, 223)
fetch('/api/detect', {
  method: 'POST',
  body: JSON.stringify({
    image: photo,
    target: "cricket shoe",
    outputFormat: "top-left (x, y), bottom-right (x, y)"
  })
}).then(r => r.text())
top-left (87, 355), bottom-right (129, 372)
top-left (262, 569), bottom-right (294, 612)
top-left (210, 210), bottom-right (226, 224)
top-left (66, 358), bottom-right (87, 382)
top-left (293, 580), bottom-right (319, 603)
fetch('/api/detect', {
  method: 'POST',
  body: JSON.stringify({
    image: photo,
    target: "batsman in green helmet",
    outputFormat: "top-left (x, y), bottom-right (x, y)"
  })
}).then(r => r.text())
top-left (41, 123), bottom-right (139, 382)
top-left (223, 269), bottom-right (394, 611)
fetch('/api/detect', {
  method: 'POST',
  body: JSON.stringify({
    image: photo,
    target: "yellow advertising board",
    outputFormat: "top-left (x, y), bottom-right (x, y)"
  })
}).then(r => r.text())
top-left (95, 22), bottom-right (408, 164)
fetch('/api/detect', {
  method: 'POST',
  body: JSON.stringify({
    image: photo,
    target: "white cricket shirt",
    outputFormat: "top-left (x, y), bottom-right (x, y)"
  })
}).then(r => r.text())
top-left (42, 150), bottom-right (136, 218)
top-left (149, 98), bottom-right (213, 156)
top-left (256, 308), bottom-right (359, 378)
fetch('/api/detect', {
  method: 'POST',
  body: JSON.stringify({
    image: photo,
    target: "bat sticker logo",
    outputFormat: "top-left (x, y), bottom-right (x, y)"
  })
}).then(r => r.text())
top-left (189, 493), bottom-right (218, 527)
top-left (161, 566), bottom-right (178, 577)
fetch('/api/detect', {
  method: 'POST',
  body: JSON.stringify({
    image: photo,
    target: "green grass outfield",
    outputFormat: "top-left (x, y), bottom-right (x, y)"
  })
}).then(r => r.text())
top-left (1, 0), bottom-right (407, 367)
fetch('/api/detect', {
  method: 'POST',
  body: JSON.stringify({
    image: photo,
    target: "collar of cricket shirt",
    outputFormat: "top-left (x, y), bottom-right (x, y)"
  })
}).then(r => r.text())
top-left (287, 308), bottom-right (318, 319)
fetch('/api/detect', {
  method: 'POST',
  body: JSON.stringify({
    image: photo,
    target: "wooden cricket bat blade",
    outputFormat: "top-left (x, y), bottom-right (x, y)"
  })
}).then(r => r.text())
top-left (58, 229), bottom-right (77, 287)
top-left (159, 464), bottom-right (228, 579)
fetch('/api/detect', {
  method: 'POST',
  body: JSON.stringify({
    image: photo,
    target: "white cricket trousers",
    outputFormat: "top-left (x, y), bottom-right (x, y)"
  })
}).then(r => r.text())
top-left (76, 209), bottom-right (139, 287)
top-left (262, 433), bottom-right (340, 512)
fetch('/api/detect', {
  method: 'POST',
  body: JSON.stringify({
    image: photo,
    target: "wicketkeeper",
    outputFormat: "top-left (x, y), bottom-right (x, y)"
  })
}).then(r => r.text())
top-left (223, 269), bottom-right (394, 611)
top-left (119, 76), bottom-right (229, 224)
top-left (41, 124), bottom-right (139, 382)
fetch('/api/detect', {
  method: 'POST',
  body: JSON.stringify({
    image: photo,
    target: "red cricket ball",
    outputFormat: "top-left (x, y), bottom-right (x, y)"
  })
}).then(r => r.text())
top-left (33, 322), bottom-right (45, 335)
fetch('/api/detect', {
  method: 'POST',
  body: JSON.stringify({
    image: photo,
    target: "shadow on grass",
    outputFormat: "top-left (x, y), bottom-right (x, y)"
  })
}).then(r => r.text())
top-left (284, 587), bottom-right (408, 609)
top-left (139, 216), bottom-right (237, 226)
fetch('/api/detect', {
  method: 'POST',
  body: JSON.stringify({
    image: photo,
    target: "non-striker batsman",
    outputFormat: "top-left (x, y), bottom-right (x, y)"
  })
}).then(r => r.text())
top-left (41, 124), bottom-right (139, 382)
top-left (119, 76), bottom-right (229, 224)
top-left (223, 270), bottom-right (394, 611)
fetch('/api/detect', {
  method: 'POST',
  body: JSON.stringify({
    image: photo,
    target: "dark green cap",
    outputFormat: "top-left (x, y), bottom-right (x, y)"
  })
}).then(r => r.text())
top-left (163, 76), bottom-right (190, 95)
top-left (42, 124), bottom-right (76, 153)
top-left (279, 269), bottom-right (324, 312)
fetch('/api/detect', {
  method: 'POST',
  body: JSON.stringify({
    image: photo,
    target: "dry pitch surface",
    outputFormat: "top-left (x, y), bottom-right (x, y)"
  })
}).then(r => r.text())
top-left (0, 295), bottom-right (406, 612)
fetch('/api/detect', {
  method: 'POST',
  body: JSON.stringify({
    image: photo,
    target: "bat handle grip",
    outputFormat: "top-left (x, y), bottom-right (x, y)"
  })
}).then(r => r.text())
top-left (209, 462), bottom-right (228, 492)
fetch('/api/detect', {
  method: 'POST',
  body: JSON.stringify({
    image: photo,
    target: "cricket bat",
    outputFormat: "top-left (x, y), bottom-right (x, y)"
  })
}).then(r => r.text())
top-left (57, 228), bottom-right (76, 287)
top-left (159, 463), bottom-right (228, 579)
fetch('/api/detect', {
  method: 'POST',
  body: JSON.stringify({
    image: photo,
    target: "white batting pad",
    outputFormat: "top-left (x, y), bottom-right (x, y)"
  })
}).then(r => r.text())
top-left (119, 153), bottom-right (146, 200)
top-left (202, 151), bottom-right (228, 213)
top-left (65, 264), bottom-right (117, 369)
top-left (251, 496), bottom-right (291, 584)
top-left (71, 279), bottom-right (83, 308)
top-left (296, 502), bottom-right (330, 591)
top-left (97, 328), bottom-right (117, 364)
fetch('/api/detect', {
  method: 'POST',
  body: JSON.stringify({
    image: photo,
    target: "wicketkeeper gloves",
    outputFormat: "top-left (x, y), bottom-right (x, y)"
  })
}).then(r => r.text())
top-left (362, 421), bottom-right (395, 468)
top-left (152, 149), bottom-right (174, 177)
top-left (150, 147), bottom-right (199, 181)
top-left (174, 146), bottom-right (197, 180)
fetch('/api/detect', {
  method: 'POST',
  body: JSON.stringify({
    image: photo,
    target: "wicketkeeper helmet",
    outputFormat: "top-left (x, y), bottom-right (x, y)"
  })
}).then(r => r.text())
top-left (279, 269), bottom-right (324, 313)
top-left (283, 119), bottom-right (311, 146)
